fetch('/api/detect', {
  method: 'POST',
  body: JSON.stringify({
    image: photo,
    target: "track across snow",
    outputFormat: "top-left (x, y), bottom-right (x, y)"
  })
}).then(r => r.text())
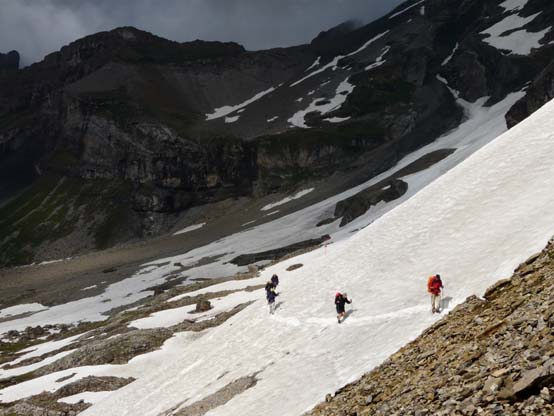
top-left (70, 97), bottom-right (554, 415)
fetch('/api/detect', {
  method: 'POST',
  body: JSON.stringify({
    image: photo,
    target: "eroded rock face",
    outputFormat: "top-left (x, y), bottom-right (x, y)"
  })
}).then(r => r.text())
top-left (2, 0), bottom-right (554, 263)
top-left (308, 238), bottom-right (554, 416)
top-left (229, 235), bottom-right (331, 266)
top-left (506, 61), bottom-right (554, 128)
top-left (335, 179), bottom-right (408, 227)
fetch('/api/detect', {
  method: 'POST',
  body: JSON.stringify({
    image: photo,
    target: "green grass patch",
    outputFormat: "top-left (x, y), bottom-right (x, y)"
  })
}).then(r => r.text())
top-left (0, 175), bottom-right (133, 267)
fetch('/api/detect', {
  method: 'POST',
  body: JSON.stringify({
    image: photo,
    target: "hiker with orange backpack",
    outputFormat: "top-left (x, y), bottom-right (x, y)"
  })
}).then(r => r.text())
top-left (427, 274), bottom-right (444, 313)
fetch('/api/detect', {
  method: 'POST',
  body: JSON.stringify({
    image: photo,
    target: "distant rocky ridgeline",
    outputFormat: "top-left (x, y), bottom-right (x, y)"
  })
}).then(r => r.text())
top-left (308, 238), bottom-right (554, 416)
top-left (0, 50), bottom-right (19, 71)
top-left (2, 0), bottom-right (554, 264)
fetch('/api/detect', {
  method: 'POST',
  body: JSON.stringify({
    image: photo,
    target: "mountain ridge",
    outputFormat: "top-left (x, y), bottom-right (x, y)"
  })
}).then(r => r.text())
top-left (1, 0), bottom-right (554, 268)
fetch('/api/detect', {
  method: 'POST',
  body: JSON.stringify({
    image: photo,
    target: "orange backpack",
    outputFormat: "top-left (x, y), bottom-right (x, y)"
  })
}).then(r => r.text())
top-left (427, 276), bottom-right (436, 293)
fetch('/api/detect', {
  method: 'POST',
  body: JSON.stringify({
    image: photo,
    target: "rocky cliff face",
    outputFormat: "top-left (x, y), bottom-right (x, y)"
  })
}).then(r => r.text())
top-left (308, 238), bottom-right (554, 416)
top-left (1, 0), bottom-right (554, 265)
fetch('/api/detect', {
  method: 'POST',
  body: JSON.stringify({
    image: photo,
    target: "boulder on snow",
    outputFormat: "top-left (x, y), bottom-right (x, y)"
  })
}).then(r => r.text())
top-left (195, 299), bottom-right (212, 313)
top-left (286, 263), bottom-right (303, 271)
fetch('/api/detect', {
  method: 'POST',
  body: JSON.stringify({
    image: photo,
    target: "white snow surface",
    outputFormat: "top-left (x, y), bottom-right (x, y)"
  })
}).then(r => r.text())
top-left (0, 333), bottom-right (84, 370)
top-left (500, 0), bottom-right (529, 12)
top-left (441, 43), bottom-right (459, 66)
top-left (324, 116), bottom-right (351, 123)
top-left (59, 391), bottom-right (113, 405)
top-left (129, 289), bottom-right (262, 330)
top-left (305, 57), bottom-right (321, 72)
top-left (389, 0), bottom-right (425, 19)
top-left (224, 116), bottom-right (239, 123)
top-left (168, 278), bottom-right (266, 303)
top-left (0, 349), bottom-right (76, 379)
top-left (0, 303), bottom-right (46, 318)
top-left (70, 96), bottom-right (554, 416)
top-left (205, 87), bottom-right (275, 120)
top-left (261, 188), bottom-right (315, 211)
top-left (290, 31), bottom-right (389, 87)
top-left (365, 46), bottom-right (390, 71)
top-left (480, 12), bottom-right (550, 55)
top-left (0, 87), bottom-right (524, 338)
top-left (173, 223), bottom-right (206, 236)
top-left (289, 78), bottom-right (355, 128)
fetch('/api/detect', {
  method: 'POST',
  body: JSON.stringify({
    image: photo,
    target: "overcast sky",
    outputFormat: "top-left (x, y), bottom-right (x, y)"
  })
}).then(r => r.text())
top-left (1, 0), bottom-right (404, 65)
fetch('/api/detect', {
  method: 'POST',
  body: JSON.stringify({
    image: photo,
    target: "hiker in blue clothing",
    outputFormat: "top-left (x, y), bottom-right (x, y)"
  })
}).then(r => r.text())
top-left (265, 280), bottom-right (279, 314)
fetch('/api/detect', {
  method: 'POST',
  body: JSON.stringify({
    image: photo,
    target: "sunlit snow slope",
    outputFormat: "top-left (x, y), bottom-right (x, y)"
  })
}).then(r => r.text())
top-left (74, 96), bottom-right (554, 416)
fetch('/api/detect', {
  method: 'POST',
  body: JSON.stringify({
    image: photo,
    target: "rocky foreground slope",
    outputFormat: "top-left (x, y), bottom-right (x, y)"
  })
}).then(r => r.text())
top-left (308, 239), bottom-right (554, 416)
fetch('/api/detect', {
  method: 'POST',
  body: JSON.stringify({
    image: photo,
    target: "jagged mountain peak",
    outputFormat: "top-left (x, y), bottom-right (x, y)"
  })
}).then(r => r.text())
top-left (1, 0), bottom-right (554, 266)
top-left (36, 25), bottom-right (246, 71)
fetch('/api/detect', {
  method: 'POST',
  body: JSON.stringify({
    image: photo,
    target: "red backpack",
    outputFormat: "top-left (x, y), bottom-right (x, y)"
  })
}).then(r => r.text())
top-left (427, 275), bottom-right (441, 294)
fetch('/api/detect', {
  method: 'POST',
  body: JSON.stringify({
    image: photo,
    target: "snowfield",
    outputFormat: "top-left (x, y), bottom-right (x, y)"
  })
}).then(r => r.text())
top-left (0, 63), bottom-right (552, 415)
top-left (480, 11), bottom-right (550, 55)
top-left (0, 87), bottom-right (525, 334)
top-left (173, 223), bottom-right (206, 236)
top-left (289, 78), bottom-right (355, 128)
top-left (205, 86), bottom-right (276, 120)
top-left (63, 96), bottom-right (554, 416)
top-left (261, 188), bottom-right (315, 211)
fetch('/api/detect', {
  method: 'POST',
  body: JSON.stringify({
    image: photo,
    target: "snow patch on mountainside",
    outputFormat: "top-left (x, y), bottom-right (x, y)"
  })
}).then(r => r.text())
top-left (289, 78), bottom-right (355, 128)
top-left (0, 303), bottom-right (46, 318)
top-left (365, 46), bottom-right (390, 71)
top-left (0, 333), bottom-right (83, 370)
top-left (325, 116), bottom-right (351, 123)
top-left (442, 43), bottom-right (459, 66)
top-left (389, 0), bottom-right (425, 19)
top-left (130, 289), bottom-right (261, 330)
top-left (0, 349), bottom-right (76, 379)
top-left (305, 57), bottom-right (321, 72)
top-left (500, 0), bottom-right (529, 12)
top-left (76, 95), bottom-right (554, 416)
top-left (261, 189), bottom-right (315, 211)
top-left (480, 12), bottom-right (550, 55)
top-left (205, 87), bottom-right (275, 120)
top-left (0, 87), bottom-right (524, 338)
top-left (224, 116), bottom-right (240, 123)
top-left (59, 391), bottom-right (113, 405)
top-left (290, 31), bottom-right (389, 87)
top-left (173, 223), bottom-right (206, 236)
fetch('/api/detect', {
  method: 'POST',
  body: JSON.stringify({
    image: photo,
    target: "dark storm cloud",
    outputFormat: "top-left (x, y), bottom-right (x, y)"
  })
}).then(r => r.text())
top-left (0, 0), bottom-right (405, 65)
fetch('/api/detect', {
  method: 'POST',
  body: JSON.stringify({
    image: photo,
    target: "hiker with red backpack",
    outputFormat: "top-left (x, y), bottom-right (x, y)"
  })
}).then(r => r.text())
top-left (427, 274), bottom-right (444, 313)
top-left (335, 292), bottom-right (352, 323)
